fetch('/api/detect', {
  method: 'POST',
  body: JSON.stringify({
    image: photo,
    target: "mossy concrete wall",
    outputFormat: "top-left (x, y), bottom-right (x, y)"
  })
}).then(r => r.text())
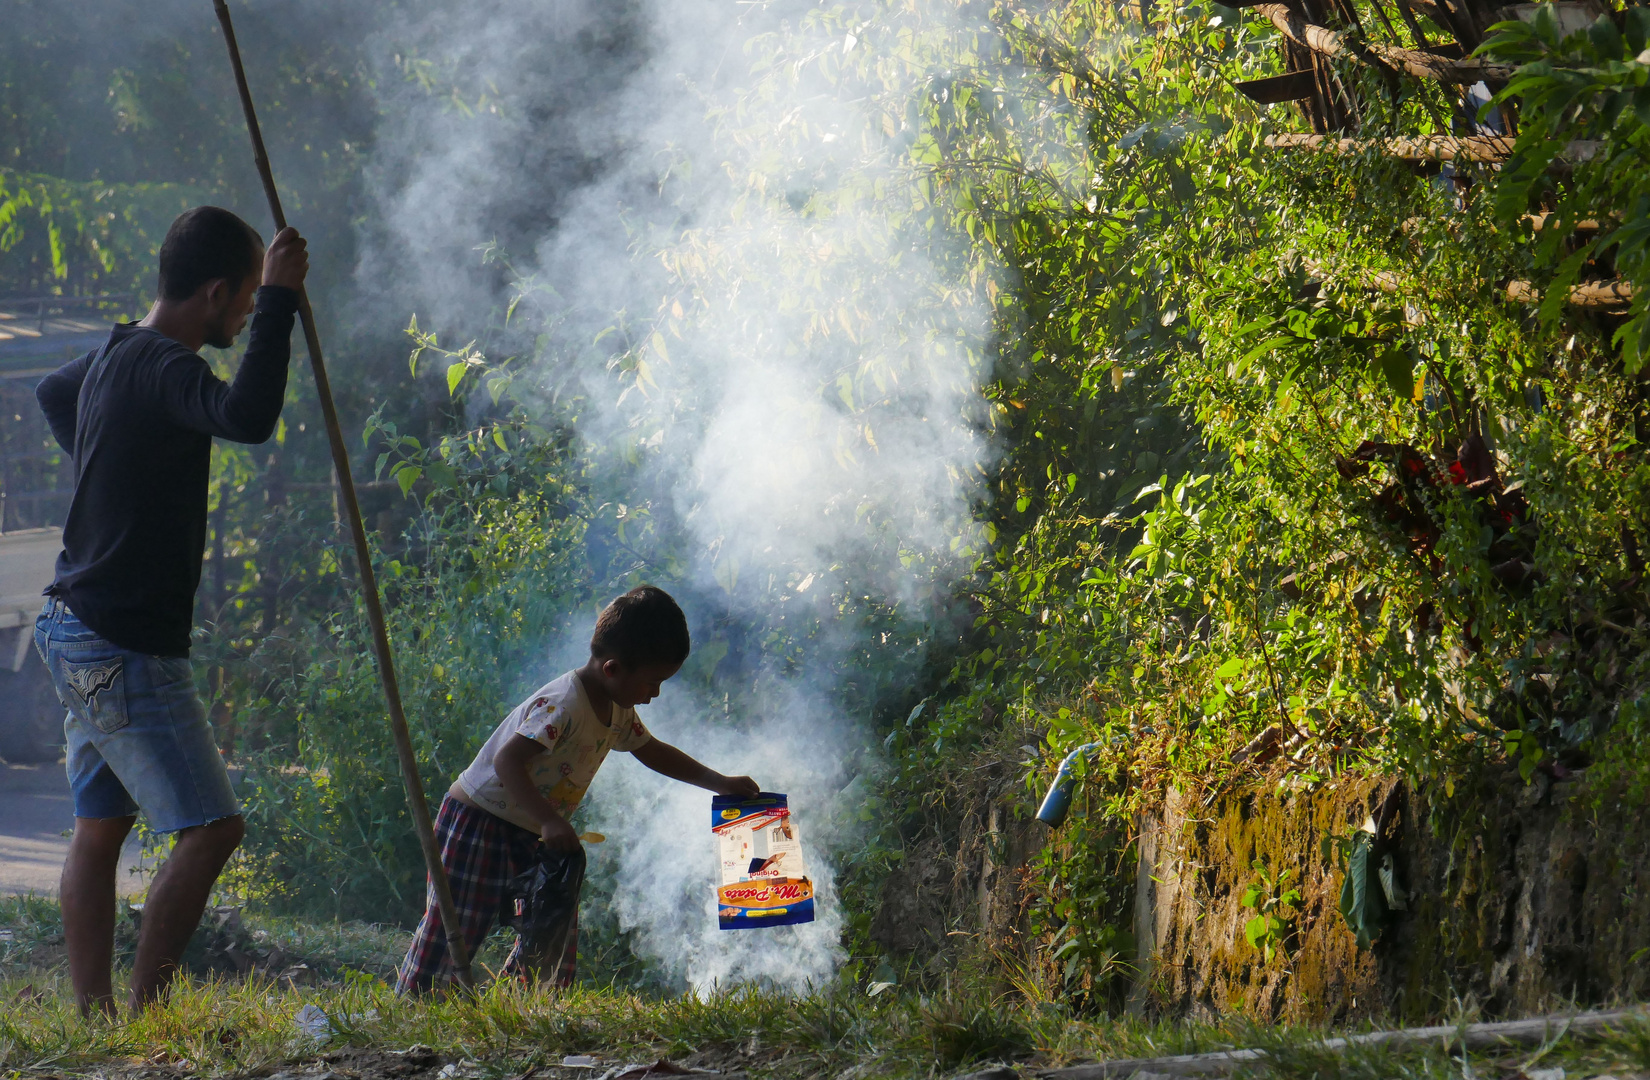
top-left (1134, 767), bottom-right (1650, 1023)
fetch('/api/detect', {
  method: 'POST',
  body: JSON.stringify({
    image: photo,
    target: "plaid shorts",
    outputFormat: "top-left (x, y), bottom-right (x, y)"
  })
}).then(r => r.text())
top-left (396, 794), bottom-right (579, 993)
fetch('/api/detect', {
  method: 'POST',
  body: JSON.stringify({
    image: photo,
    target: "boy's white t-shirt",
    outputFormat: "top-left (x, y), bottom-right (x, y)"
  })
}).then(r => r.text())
top-left (457, 671), bottom-right (652, 834)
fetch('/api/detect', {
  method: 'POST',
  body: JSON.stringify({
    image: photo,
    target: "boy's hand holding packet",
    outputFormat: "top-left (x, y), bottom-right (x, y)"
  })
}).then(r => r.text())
top-left (396, 586), bottom-right (759, 993)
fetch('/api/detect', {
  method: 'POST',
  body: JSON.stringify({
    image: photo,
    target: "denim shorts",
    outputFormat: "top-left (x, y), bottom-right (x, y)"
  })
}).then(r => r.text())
top-left (34, 598), bottom-right (239, 832)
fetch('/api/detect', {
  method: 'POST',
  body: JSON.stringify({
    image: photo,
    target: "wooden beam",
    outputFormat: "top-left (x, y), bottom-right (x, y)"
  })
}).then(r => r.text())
top-left (1253, 3), bottom-right (1515, 82)
top-left (1417, 41), bottom-right (1466, 58)
top-left (1235, 70), bottom-right (1319, 102)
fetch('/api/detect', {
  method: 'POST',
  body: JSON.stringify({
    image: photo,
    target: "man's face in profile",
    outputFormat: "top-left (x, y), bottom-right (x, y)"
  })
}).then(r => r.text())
top-left (201, 246), bottom-right (264, 349)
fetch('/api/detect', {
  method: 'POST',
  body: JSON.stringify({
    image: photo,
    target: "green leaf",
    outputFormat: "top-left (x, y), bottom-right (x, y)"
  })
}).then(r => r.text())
top-left (425, 461), bottom-right (459, 489)
top-left (1532, 3), bottom-right (1559, 45)
top-left (393, 465), bottom-right (422, 497)
top-left (1538, 247), bottom-right (1594, 328)
top-left (1376, 344), bottom-right (1415, 400)
top-left (1215, 657), bottom-right (1245, 679)
top-left (446, 361), bottom-right (468, 396)
top-left (1588, 14), bottom-right (1623, 60)
top-left (1337, 831), bottom-right (1386, 949)
top-left (1633, 84), bottom-right (1650, 128)
top-left (837, 372), bottom-right (856, 410)
top-left (1628, 6), bottom-right (1650, 53)
top-left (1238, 335), bottom-right (1297, 372)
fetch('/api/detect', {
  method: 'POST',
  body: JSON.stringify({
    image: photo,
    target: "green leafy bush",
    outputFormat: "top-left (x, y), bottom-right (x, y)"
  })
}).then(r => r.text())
top-left (226, 429), bottom-right (593, 922)
top-left (0, 168), bottom-right (200, 295)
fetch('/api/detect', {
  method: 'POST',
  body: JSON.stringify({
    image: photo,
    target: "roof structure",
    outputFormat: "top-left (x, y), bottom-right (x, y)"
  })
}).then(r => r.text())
top-left (0, 297), bottom-right (123, 532)
top-left (0, 296), bottom-right (133, 383)
top-left (1234, 0), bottom-right (1609, 128)
top-left (1240, 0), bottom-right (1631, 307)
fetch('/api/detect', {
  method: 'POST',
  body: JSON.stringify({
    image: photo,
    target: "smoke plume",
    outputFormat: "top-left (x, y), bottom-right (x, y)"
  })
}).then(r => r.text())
top-left (362, 0), bottom-right (992, 990)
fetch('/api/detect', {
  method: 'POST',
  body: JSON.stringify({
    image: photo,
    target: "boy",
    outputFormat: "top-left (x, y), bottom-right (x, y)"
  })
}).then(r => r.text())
top-left (397, 585), bottom-right (758, 992)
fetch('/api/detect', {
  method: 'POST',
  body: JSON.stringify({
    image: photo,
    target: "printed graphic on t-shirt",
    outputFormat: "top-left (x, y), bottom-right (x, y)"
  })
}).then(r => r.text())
top-left (456, 671), bottom-right (651, 834)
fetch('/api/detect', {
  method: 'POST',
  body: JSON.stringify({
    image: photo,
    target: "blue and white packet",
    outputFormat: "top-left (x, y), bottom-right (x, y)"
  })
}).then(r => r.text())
top-left (711, 791), bottom-right (815, 930)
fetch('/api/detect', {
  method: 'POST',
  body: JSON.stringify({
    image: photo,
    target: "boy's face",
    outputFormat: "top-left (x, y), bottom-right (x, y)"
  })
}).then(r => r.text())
top-left (600, 658), bottom-right (682, 708)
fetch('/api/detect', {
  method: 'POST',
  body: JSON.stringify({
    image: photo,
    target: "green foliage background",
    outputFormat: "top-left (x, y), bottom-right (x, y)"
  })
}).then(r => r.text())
top-left (6, 0), bottom-right (1649, 1002)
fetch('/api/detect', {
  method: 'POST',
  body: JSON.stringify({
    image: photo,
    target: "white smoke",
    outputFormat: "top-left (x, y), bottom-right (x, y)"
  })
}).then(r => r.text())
top-left (582, 690), bottom-right (856, 991)
top-left (361, 0), bottom-right (991, 991)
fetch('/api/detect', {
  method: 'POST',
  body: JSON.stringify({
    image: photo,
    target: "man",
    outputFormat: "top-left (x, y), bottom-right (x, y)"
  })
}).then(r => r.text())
top-left (33, 206), bottom-right (308, 1015)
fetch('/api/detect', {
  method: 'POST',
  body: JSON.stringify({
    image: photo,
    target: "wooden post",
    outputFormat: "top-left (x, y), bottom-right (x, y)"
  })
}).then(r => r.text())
top-left (209, 0), bottom-right (475, 989)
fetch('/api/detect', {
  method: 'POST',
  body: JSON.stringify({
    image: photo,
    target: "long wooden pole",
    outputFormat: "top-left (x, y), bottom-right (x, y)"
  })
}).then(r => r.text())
top-left (1264, 132), bottom-right (1600, 163)
top-left (210, 0), bottom-right (475, 990)
top-left (1038, 1006), bottom-right (1648, 1079)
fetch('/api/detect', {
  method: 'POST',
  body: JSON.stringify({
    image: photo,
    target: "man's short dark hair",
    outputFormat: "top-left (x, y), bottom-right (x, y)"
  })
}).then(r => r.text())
top-left (591, 585), bottom-right (690, 668)
top-left (157, 207), bottom-right (263, 301)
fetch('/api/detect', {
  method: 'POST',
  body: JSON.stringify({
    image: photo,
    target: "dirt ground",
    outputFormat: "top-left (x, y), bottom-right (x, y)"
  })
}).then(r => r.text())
top-left (0, 762), bottom-right (147, 897)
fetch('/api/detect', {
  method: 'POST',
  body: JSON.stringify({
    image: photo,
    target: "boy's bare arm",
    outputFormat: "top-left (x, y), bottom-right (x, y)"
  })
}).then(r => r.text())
top-left (493, 733), bottom-right (581, 849)
top-left (632, 739), bottom-right (759, 798)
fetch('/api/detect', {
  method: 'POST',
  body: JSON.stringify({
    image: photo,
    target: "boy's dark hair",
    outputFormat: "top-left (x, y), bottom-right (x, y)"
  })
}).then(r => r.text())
top-left (590, 585), bottom-right (690, 668)
top-left (157, 207), bottom-right (263, 301)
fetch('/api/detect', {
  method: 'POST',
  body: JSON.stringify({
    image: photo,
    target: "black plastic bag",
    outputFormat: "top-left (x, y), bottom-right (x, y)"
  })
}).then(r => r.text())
top-left (501, 845), bottom-right (585, 967)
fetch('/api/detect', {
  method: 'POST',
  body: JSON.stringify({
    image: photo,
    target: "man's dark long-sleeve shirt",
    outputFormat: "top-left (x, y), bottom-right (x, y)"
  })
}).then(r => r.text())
top-left (36, 286), bottom-right (299, 656)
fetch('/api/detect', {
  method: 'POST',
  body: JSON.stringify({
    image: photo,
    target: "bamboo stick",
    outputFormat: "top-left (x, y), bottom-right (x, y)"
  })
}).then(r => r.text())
top-left (1264, 132), bottom-right (1600, 162)
top-left (1033, 1006), bottom-right (1650, 1079)
top-left (1253, 3), bottom-right (1514, 82)
top-left (1505, 278), bottom-right (1633, 307)
top-left (1403, 214), bottom-right (1604, 234)
top-left (1266, 132), bottom-right (1512, 159)
top-left (1303, 257), bottom-right (1633, 309)
top-left (209, 0), bottom-right (475, 990)
top-left (1524, 212), bottom-right (1603, 232)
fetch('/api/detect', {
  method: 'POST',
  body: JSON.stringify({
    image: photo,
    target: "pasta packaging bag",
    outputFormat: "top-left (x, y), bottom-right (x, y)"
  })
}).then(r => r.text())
top-left (712, 791), bottom-right (815, 930)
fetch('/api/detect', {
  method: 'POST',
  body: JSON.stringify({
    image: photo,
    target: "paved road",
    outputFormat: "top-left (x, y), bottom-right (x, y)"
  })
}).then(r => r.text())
top-left (0, 763), bottom-right (147, 896)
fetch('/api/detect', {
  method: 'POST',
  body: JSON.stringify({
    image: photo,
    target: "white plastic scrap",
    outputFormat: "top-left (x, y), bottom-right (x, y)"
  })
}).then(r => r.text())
top-left (560, 1056), bottom-right (598, 1068)
top-left (293, 1004), bottom-right (332, 1041)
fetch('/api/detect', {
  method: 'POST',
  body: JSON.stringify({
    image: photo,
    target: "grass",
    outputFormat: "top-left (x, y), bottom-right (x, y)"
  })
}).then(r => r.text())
top-left (4, 899), bottom-right (1650, 1079)
top-left (0, 974), bottom-right (1187, 1078)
